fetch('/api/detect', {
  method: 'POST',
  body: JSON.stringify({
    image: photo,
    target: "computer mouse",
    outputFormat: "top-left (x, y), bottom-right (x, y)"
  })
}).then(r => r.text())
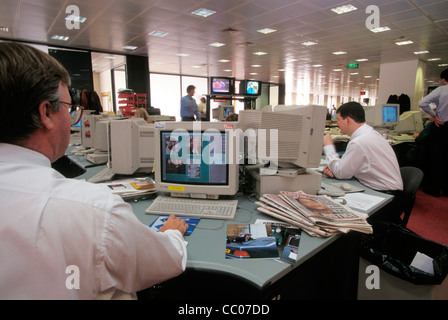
top-left (341, 183), bottom-right (352, 191)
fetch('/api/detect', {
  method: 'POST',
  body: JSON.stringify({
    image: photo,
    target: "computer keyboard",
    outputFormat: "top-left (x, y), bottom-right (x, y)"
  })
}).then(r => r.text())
top-left (87, 167), bottom-right (115, 183)
top-left (145, 196), bottom-right (238, 220)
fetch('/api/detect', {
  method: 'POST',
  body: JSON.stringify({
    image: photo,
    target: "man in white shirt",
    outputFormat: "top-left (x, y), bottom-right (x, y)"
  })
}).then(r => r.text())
top-left (0, 42), bottom-right (188, 299)
top-left (418, 69), bottom-right (448, 197)
top-left (323, 102), bottom-right (403, 229)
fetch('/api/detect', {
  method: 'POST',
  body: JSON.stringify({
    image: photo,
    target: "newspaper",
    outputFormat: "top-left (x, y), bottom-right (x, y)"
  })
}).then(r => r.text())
top-left (256, 190), bottom-right (372, 237)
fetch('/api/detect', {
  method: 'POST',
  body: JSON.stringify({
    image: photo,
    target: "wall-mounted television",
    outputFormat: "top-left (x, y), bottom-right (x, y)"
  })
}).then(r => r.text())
top-left (210, 77), bottom-right (235, 95)
top-left (240, 80), bottom-right (262, 96)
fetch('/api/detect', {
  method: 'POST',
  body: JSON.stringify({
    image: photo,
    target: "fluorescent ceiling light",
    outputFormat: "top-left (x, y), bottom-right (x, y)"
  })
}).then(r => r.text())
top-left (301, 41), bottom-right (318, 46)
top-left (218, 59), bottom-right (230, 63)
top-left (350, 72), bottom-right (359, 75)
top-left (249, 73), bottom-right (258, 75)
top-left (253, 51), bottom-right (267, 55)
top-left (176, 53), bottom-right (189, 57)
top-left (332, 51), bottom-right (347, 55)
top-left (414, 50), bottom-right (429, 54)
top-left (278, 69), bottom-right (285, 71)
top-left (209, 42), bottom-right (225, 47)
top-left (439, 64), bottom-right (448, 67)
top-left (103, 55), bottom-right (116, 60)
top-left (51, 35), bottom-right (69, 41)
top-left (395, 40), bottom-right (413, 45)
top-left (148, 30), bottom-right (168, 37)
top-left (364, 76), bottom-right (372, 78)
top-left (123, 45), bottom-right (137, 50)
top-left (331, 4), bottom-right (357, 14)
top-left (191, 8), bottom-right (216, 18)
top-left (223, 69), bottom-right (232, 72)
top-left (65, 14), bottom-right (87, 23)
top-left (0, 26), bottom-right (9, 32)
top-left (251, 65), bottom-right (262, 67)
top-left (257, 28), bottom-right (277, 34)
top-left (333, 69), bottom-right (343, 71)
top-left (428, 58), bottom-right (441, 61)
top-left (370, 26), bottom-right (391, 33)
top-left (313, 64), bottom-right (322, 67)
top-left (356, 58), bottom-right (369, 62)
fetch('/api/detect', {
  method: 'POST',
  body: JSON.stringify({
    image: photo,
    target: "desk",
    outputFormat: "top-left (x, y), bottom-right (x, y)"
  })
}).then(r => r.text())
top-left (63, 151), bottom-right (393, 299)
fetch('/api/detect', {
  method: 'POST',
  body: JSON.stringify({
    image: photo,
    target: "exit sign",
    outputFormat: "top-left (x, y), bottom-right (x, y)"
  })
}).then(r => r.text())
top-left (347, 63), bottom-right (359, 69)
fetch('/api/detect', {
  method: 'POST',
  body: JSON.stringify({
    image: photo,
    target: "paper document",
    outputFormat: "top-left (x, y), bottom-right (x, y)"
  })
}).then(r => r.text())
top-left (339, 192), bottom-right (385, 212)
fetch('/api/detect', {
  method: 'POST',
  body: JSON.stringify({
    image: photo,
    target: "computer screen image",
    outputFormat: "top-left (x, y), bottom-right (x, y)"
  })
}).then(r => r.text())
top-left (240, 80), bottom-right (262, 96)
top-left (210, 77), bottom-right (234, 95)
top-left (154, 122), bottom-right (240, 199)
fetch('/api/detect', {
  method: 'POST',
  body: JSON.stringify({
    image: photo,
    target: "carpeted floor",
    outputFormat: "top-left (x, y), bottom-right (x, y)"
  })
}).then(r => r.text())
top-left (405, 188), bottom-right (448, 246)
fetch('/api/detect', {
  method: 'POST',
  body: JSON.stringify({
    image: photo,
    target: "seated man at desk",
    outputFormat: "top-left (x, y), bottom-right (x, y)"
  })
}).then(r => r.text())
top-left (322, 102), bottom-right (403, 229)
top-left (0, 42), bottom-right (188, 299)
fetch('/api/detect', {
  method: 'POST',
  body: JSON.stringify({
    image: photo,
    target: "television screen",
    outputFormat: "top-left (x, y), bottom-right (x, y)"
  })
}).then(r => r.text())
top-left (245, 80), bottom-right (261, 96)
top-left (211, 77), bottom-right (234, 94)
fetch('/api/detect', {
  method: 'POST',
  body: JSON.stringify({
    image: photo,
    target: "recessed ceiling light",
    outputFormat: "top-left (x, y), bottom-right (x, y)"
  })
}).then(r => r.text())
top-left (350, 72), bottom-right (359, 75)
top-left (428, 58), bottom-right (441, 61)
top-left (123, 45), bottom-right (138, 50)
top-left (0, 26), bottom-right (9, 32)
top-left (333, 69), bottom-right (343, 71)
top-left (313, 64), bottom-right (322, 67)
top-left (332, 51), bottom-right (347, 55)
top-left (356, 58), bottom-right (369, 62)
top-left (414, 50), bottom-right (429, 55)
top-left (191, 8), bottom-right (216, 18)
top-left (278, 69), bottom-right (285, 71)
top-left (51, 35), bottom-right (69, 41)
top-left (65, 14), bottom-right (87, 23)
top-left (257, 28), bottom-right (277, 34)
top-left (370, 26), bottom-right (391, 33)
top-left (253, 51), bottom-right (267, 56)
top-left (395, 40), bottom-right (413, 45)
top-left (209, 42), bottom-right (225, 47)
top-left (103, 55), bottom-right (116, 60)
top-left (364, 75), bottom-right (372, 78)
top-left (218, 59), bottom-right (230, 63)
top-left (223, 69), bottom-right (232, 72)
top-left (148, 30), bottom-right (168, 37)
top-left (191, 65), bottom-right (201, 69)
top-left (251, 65), bottom-right (262, 67)
top-left (249, 73), bottom-right (258, 75)
top-left (301, 41), bottom-right (318, 46)
top-left (176, 53), bottom-right (189, 57)
top-left (439, 63), bottom-right (448, 67)
top-left (331, 4), bottom-right (357, 15)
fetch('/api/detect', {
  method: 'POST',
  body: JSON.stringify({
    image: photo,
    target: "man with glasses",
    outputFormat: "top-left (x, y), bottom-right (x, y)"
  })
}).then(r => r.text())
top-left (0, 42), bottom-right (188, 299)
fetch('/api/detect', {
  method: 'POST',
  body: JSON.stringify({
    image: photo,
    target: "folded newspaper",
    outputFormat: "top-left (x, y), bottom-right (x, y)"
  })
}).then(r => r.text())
top-left (255, 190), bottom-right (372, 237)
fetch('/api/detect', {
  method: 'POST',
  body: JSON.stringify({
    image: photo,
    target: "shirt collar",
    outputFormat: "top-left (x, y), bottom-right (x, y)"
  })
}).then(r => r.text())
top-left (0, 143), bottom-right (51, 168)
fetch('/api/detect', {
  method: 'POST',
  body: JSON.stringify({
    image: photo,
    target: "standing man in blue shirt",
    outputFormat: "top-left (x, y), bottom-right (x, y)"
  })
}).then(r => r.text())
top-left (180, 85), bottom-right (201, 121)
top-left (418, 69), bottom-right (448, 197)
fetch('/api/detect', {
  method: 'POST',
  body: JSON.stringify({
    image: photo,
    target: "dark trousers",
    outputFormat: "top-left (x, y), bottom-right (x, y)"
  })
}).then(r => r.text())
top-left (181, 116), bottom-right (196, 121)
top-left (367, 190), bottom-right (404, 233)
top-left (423, 122), bottom-right (448, 196)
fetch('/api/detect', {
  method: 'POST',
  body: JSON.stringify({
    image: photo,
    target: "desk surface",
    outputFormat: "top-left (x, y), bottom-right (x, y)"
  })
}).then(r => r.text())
top-left (71, 155), bottom-right (393, 292)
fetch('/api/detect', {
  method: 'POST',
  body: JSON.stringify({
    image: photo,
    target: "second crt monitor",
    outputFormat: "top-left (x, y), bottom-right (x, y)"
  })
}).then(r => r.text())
top-left (154, 121), bottom-right (240, 199)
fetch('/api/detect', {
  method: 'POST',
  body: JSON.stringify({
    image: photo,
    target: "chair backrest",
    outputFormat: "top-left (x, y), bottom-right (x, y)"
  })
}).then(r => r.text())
top-left (400, 166), bottom-right (424, 227)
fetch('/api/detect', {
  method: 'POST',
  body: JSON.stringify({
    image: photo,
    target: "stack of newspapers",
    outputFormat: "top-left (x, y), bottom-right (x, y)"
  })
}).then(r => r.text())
top-left (255, 191), bottom-right (372, 238)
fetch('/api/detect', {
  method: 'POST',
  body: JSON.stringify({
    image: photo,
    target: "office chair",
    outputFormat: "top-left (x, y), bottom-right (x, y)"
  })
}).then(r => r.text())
top-left (400, 166), bottom-right (424, 228)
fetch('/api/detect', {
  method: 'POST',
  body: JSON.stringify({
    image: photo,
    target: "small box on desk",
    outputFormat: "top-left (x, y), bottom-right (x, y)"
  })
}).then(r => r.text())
top-left (245, 166), bottom-right (321, 198)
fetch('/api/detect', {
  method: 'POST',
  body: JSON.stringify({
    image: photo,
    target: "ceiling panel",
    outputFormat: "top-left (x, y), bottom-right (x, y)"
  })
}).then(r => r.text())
top-left (0, 0), bottom-right (446, 97)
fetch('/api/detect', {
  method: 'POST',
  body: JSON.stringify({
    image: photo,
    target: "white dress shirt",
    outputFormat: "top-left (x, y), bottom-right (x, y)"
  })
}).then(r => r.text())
top-left (0, 143), bottom-right (187, 299)
top-left (323, 124), bottom-right (403, 191)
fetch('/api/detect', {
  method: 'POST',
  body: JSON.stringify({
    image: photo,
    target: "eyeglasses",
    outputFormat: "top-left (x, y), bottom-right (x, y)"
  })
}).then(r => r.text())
top-left (60, 101), bottom-right (84, 126)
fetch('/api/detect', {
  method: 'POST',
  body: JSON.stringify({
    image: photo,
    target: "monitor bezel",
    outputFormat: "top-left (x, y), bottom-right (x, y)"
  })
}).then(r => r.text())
top-left (210, 76), bottom-right (235, 95)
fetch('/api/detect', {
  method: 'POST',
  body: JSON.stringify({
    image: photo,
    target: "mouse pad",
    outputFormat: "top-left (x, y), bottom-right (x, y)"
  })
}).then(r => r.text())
top-left (328, 182), bottom-right (365, 193)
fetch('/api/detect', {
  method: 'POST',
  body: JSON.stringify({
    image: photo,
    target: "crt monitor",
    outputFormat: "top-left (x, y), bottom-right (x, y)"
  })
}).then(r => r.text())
top-left (154, 122), bottom-right (240, 199)
top-left (110, 118), bottom-right (155, 175)
top-left (238, 105), bottom-right (327, 169)
top-left (210, 77), bottom-right (235, 95)
top-left (240, 80), bottom-right (262, 96)
top-left (395, 111), bottom-right (424, 133)
top-left (364, 103), bottom-right (399, 127)
top-left (218, 105), bottom-right (235, 121)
